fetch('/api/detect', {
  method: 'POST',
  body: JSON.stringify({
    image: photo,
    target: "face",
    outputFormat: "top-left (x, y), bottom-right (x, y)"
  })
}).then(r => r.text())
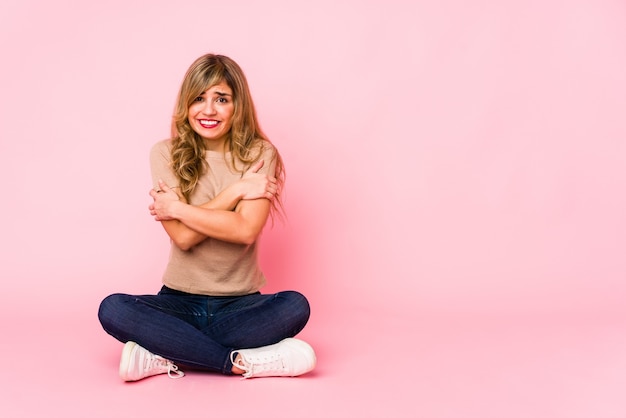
top-left (188, 81), bottom-right (235, 150)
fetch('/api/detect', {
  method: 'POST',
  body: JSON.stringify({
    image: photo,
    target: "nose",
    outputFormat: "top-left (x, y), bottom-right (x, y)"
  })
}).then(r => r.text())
top-left (201, 100), bottom-right (216, 115)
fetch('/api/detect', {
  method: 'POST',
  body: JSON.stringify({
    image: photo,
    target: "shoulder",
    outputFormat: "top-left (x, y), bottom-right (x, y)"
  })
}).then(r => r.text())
top-left (248, 140), bottom-right (280, 176)
top-left (256, 140), bottom-right (277, 160)
top-left (151, 138), bottom-right (173, 153)
top-left (237, 139), bottom-right (278, 166)
top-left (150, 139), bottom-right (173, 161)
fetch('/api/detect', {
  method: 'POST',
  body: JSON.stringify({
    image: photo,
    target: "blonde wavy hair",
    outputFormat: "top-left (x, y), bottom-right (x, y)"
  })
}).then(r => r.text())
top-left (170, 54), bottom-right (285, 216)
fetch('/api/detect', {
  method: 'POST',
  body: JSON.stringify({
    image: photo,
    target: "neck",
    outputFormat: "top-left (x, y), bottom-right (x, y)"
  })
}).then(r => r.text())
top-left (204, 138), bottom-right (228, 153)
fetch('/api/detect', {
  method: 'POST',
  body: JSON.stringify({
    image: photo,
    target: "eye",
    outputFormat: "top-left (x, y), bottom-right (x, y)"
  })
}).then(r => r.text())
top-left (193, 96), bottom-right (204, 102)
top-left (216, 97), bottom-right (229, 103)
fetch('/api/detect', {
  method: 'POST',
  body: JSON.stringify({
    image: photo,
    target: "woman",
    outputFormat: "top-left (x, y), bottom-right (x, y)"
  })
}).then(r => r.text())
top-left (98, 54), bottom-right (315, 381)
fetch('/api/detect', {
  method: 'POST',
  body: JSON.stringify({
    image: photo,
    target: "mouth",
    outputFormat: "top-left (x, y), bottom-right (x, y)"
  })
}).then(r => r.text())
top-left (198, 119), bottom-right (219, 128)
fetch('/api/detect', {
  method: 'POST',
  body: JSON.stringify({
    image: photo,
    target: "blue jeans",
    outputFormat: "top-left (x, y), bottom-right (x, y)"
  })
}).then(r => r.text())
top-left (98, 286), bottom-right (311, 374)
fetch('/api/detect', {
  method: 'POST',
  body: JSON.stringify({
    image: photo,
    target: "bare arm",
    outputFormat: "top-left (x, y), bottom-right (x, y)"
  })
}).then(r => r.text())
top-left (156, 186), bottom-right (241, 251)
top-left (150, 181), bottom-right (271, 245)
top-left (150, 160), bottom-right (276, 250)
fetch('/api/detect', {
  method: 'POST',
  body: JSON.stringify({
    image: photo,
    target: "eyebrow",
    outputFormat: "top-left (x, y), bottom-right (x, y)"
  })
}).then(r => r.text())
top-left (197, 89), bottom-right (232, 98)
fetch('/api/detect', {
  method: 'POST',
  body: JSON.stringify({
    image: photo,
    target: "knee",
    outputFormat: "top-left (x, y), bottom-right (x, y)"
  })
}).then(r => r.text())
top-left (281, 290), bottom-right (311, 327)
top-left (97, 293), bottom-right (129, 330)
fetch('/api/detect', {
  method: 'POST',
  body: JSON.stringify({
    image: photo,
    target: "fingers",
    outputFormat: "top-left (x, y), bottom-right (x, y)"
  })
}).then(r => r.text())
top-left (149, 179), bottom-right (169, 197)
top-left (263, 182), bottom-right (277, 200)
top-left (158, 179), bottom-right (171, 192)
top-left (149, 180), bottom-right (173, 202)
top-left (148, 181), bottom-right (168, 218)
top-left (248, 159), bottom-right (265, 173)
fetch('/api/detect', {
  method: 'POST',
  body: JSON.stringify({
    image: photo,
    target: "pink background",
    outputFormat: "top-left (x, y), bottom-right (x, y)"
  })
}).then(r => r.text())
top-left (1, 0), bottom-right (625, 417)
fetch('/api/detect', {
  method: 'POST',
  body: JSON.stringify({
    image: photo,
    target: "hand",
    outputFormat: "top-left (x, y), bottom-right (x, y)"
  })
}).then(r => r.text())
top-left (149, 180), bottom-right (182, 221)
top-left (239, 159), bottom-right (277, 200)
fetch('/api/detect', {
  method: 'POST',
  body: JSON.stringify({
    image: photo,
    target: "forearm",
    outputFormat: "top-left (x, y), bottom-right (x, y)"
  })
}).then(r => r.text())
top-left (169, 199), bottom-right (269, 245)
top-left (151, 163), bottom-right (275, 249)
top-left (159, 184), bottom-right (245, 250)
top-left (201, 183), bottom-right (245, 211)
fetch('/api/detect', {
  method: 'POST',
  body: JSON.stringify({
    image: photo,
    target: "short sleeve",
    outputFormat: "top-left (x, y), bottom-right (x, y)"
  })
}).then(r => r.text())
top-left (149, 140), bottom-right (179, 190)
top-left (256, 142), bottom-right (278, 178)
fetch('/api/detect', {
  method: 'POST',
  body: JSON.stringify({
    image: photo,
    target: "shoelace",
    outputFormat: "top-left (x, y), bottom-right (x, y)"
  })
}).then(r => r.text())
top-left (165, 362), bottom-right (185, 379)
top-left (147, 355), bottom-right (185, 379)
top-left (232, 352), bottom-right (285, 378)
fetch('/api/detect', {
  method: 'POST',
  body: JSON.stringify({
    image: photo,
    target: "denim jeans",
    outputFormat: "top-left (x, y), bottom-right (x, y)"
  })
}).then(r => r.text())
top-left (98, 286), bottom-right (311, 374)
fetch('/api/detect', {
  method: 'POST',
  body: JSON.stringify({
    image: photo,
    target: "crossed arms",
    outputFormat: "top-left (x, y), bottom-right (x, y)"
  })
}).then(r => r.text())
top-left (148, 159), bottom-right (277, 249)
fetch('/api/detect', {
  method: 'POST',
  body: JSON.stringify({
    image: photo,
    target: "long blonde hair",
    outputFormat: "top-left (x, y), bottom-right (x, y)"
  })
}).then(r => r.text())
top-left (170, 54), bottom-right (284, 216)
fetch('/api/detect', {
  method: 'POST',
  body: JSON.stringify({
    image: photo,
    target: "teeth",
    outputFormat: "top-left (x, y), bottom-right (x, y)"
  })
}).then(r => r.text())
top-left (199, 120), bottom-right (218, 127)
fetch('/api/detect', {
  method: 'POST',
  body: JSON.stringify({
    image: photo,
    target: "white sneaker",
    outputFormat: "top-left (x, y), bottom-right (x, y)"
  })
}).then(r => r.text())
top-left (231, 338), bottom-right (316, 378)
top-left (119, 341), bottom-right (184, 382)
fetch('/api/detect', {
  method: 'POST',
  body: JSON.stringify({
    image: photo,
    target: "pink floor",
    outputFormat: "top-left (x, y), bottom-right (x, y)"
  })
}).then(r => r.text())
top-left (3, 302), bottom-right (626, 418)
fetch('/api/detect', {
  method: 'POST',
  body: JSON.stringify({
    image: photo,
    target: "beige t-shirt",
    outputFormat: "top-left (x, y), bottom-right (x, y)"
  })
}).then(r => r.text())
top-left (150, 139), bottom-right (277, 296)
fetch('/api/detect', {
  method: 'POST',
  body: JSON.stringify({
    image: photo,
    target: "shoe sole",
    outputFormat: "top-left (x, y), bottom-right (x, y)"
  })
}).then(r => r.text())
top-left (283, 338), bottom-right (317, 376)
top-left (119, 341), bottom-right (138, 381)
